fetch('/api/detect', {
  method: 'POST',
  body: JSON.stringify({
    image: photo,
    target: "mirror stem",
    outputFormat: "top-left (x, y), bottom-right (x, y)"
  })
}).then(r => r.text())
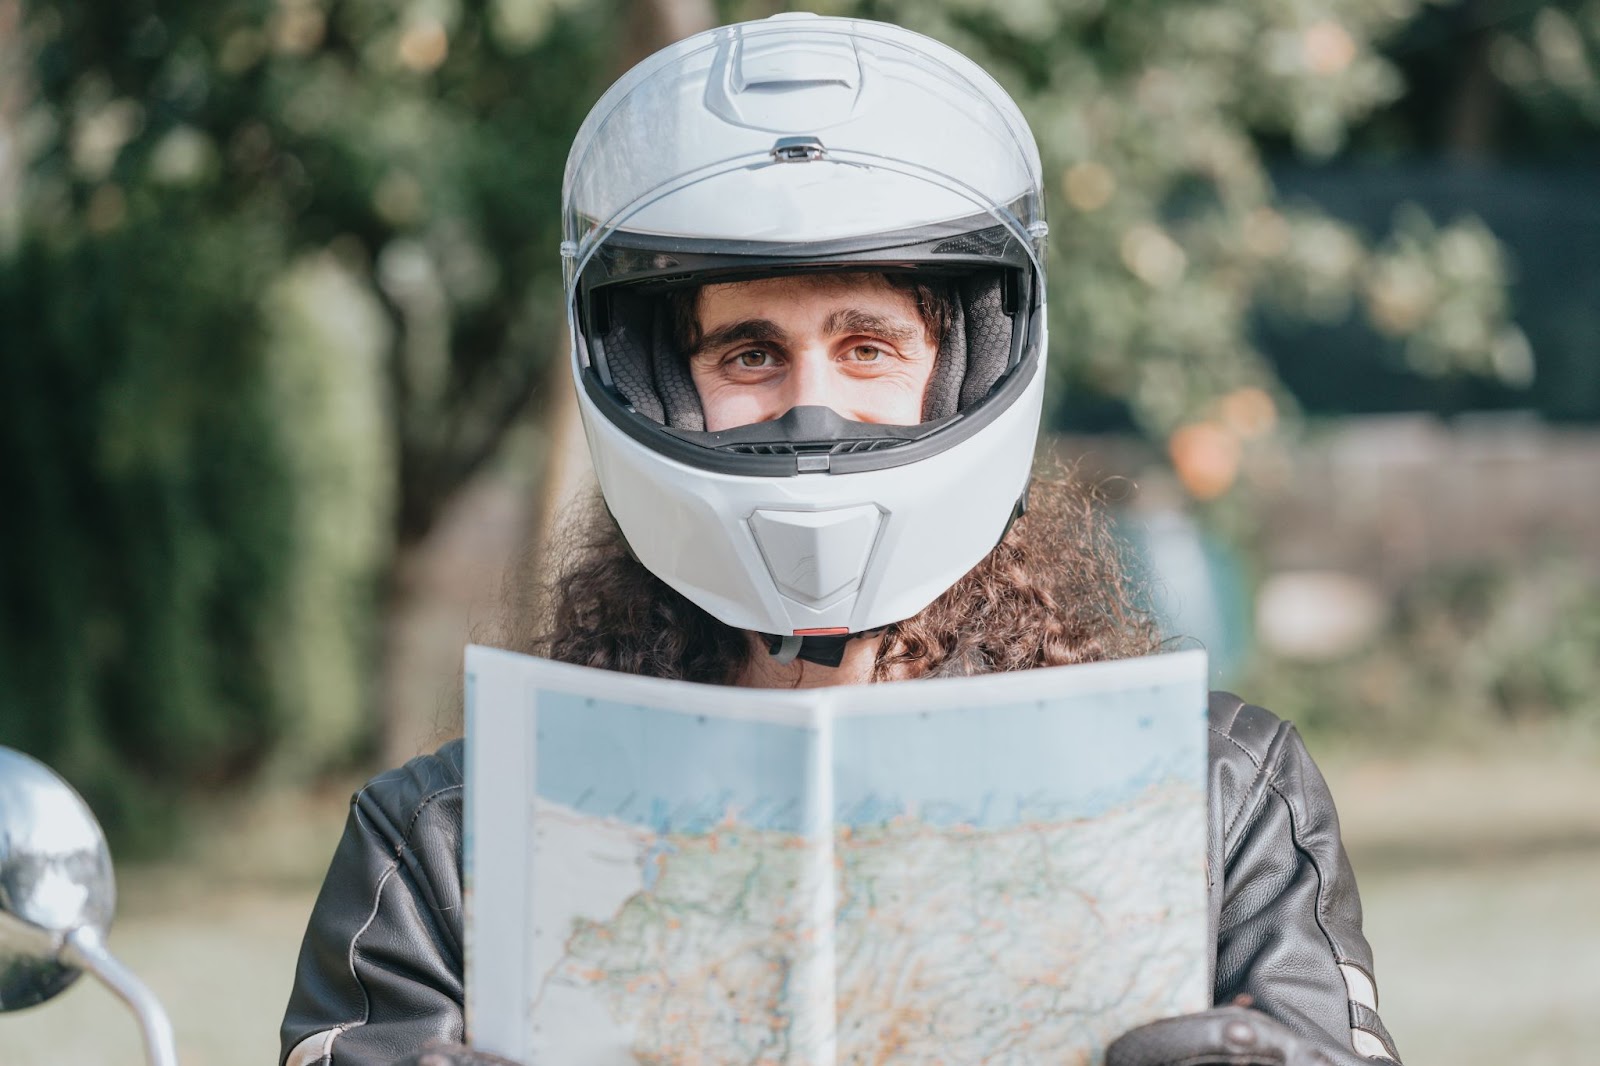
top-left (60, 926), bottom-right (179, 1066)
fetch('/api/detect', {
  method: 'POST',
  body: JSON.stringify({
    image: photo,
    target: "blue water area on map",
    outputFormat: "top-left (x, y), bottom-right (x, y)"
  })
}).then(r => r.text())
top-left (832, 681), bottom-right (1206, 828)
top-left (533, 680), bottom-right (1205, 835)
top-left (535, 693), bottom-right (823, 835)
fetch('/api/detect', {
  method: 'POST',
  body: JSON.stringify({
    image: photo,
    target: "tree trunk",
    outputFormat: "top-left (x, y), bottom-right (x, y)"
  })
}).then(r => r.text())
top-left (525, 0), bottom-right (716, 562)
top-left (0, 0), bottom-right (27, 254)
top-left (1443, 14), bottom-right (1500, 161)
top-left (375, 0), bottom-right (716, 764)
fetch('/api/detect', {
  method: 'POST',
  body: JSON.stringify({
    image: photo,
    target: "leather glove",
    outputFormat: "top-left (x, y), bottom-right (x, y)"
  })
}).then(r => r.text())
top-left (389, 1043), bottom-right (523, 1066)
top-left (1106, 1005), bottom-right (1377, 1066)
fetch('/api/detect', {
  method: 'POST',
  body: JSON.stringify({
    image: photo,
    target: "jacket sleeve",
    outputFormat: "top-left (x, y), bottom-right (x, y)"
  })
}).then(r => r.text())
top-left (1208, 693), bottom-right (1403, 1064)
top-left (280, 741), bottom-right (468, 1066)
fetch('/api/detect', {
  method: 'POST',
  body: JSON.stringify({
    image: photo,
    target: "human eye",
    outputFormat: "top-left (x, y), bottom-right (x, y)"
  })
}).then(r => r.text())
top-left (848, 344), bottom-right (887, 362)
top-left (732, 348), bottom-right (776, 369)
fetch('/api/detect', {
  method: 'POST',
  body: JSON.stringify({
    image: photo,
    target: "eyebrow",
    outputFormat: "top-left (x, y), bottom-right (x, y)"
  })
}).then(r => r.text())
top-left (692, 319), bottom-right (791, 357)
top-left (823, 308), bottom-right (920, 345)
top-left (691, 307), bottom-right (921, 357)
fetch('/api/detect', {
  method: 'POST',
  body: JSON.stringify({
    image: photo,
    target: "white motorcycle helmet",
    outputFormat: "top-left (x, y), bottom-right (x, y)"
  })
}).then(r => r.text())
top-left (562, 13), bottom-right (1048, 664)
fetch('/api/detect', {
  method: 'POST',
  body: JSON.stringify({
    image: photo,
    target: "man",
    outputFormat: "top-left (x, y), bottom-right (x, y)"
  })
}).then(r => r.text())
top-left (281, 15), bottom-right (1403, 1066)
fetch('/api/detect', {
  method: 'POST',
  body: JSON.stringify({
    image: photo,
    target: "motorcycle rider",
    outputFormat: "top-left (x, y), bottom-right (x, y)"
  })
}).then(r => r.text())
top-left (281, 15), bottom-right (1403, 1066)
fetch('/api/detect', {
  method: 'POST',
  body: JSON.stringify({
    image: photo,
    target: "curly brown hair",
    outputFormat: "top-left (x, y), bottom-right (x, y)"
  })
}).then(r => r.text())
top-left (494, 470), bottom-right (1161, 684)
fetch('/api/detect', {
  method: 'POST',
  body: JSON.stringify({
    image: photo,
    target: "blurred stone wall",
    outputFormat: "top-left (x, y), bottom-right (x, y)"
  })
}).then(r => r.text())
top-left (1253, 413), bottom-right (1599, 582)
top-left (1059, 412), bottom-right (1600, 580)
top-left (1056, 413), bottom-right (1600, 669)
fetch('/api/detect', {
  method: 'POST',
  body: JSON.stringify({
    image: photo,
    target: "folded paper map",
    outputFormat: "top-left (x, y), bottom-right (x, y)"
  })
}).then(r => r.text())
top-left (464, 646), bottom-right (1209, 1066)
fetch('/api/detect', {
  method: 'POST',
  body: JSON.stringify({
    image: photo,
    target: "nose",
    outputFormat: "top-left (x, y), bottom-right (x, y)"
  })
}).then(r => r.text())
top-left (780, 345), bottom-right (842, 415)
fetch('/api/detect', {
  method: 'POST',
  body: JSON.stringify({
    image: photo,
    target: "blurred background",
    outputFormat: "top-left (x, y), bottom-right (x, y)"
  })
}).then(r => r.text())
top-left (1, 0), bottom-right (1597, 1063)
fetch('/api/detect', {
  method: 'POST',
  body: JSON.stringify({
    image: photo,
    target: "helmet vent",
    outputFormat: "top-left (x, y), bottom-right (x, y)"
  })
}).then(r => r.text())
top-left (717, 438), bottom-right (909, 457)
top-left (931, 226), bottom-right (1014, 258)
top-left (598, 246), bottom-right (681, 277)
top-left (771, 136), bottom-right (827, 163)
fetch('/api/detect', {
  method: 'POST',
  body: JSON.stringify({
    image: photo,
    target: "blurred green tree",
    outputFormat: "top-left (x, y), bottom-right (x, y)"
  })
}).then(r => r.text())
top-left (1352, 0), bottom-right (1600, 158)
top-left (0, 0), bottom-right (613, 847)
top-left (0, 0), bottom-right (1544, 847)
top-left (0, 208), bottom-right (295, 852)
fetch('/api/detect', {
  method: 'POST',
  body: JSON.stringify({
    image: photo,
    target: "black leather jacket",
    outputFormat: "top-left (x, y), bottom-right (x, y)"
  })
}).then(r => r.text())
top-left (279, 693), bottom-right (1404, 1066)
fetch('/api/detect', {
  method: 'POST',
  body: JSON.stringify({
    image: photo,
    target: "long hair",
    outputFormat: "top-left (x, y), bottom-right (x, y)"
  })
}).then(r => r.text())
top-left (494, 470), bottom-right (1161, 684)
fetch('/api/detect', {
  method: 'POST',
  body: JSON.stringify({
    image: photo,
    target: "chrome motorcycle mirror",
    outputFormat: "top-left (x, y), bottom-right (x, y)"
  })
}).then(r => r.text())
top-left (0, 745), bottom-right (178, 1066)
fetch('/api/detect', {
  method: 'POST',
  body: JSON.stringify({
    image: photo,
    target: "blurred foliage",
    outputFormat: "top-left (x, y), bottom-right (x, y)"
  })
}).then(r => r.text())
top-left (0, 0), bottom-right (1580, 845)
top-left (1263, 1), bottom-right (1600, 428)
top-left (13, 0), bottom-right (606, 540)
top-left (1243, 556), bottom-right (1600, 744)
top-left (1492, 0), bottom-right (1600, 129)
top-left (259, 253), bottom-right (394, 762)
top-left (0, 0), bottom-right (613, 847)
top-left (1351, 0), bottom-right (1600, 156)
top-left (0, 208), bottom-right (294, 853)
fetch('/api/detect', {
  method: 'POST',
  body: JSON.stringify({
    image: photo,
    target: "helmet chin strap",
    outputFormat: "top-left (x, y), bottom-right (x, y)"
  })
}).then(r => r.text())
top-left (763, 631), bottom-right (859, 668)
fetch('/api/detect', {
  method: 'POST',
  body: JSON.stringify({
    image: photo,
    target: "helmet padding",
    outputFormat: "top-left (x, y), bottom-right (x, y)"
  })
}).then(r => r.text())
top-left (921, 273), bottom-right (1015, 421)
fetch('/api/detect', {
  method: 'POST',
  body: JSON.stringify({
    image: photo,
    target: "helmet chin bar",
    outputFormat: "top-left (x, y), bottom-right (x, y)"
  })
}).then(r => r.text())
top-left (757, 486), bottom-right (1029, 670)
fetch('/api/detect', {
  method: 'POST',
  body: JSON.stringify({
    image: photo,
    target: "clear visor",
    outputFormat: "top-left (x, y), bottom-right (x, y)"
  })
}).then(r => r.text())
top-left (560, 17), bottom-right (1046, 288)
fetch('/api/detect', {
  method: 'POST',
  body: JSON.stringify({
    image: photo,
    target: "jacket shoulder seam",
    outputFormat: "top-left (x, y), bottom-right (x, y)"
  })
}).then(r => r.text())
top-left (348, 745), bottom-right (465, 831)
top-left (1261, 770), bottom-right (1359, 1051)
top-left (1207, 690), bottom-right (1247, 735)
top-left (296, 754), bottom-right (463, 1058)
top-left (1214, 720), bottom-right (1288, 850)
top-left (403, 783), bottom-right (464, 846)
top-left (343, 861), bottom-right (400, 1035)
top-left (1207, 724), bottom-right (1265, 771)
